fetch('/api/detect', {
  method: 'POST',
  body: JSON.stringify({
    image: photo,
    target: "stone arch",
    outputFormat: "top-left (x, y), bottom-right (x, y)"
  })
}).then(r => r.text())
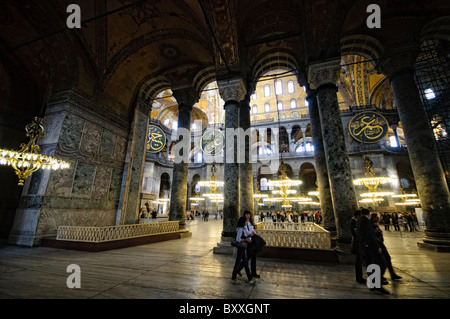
top-left (420, 16), bottom-right (450, 42)
top-left (340, 34), bottom-right (384, 65)
top-left (251, 52), bottom-right (300, 88)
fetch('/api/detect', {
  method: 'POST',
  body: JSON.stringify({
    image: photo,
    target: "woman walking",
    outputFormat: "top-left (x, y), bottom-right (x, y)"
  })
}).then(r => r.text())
top-left (231, 216), bottom-right (256, 285)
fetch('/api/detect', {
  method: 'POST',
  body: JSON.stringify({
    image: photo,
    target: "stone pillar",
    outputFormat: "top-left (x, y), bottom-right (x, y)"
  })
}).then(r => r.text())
top-left (214, 78), bottom-right (245, 254)
top-left (301, 127), bottom-right (307, 152)
top-left (168, 87), bottom-right (199, 230)
top-left (286, 127), bottom-right (293, 153)
top-left (239, 94), bottom-right (254, 216)
top-left (305, 85), bottom-right (336, 233)
top-left (117, 101), bottom-right (150, 225)
top-left (378, 45), bottom-right (450, 250)
top-left (308, 59), bottom-right (358, 255)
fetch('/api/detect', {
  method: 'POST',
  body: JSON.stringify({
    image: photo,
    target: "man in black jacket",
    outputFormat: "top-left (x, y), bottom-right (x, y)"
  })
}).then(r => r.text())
top-left (356, 209), bottom-right (389, 294)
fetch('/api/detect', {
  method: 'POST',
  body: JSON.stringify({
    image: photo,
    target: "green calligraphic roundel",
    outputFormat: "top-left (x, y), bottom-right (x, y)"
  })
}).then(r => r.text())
top-left (146, 125), bottom-right (166, 153)
top-left (201, 129), bottom-right (225, 155)
top-left (348, 111), bottom-right (389, 144)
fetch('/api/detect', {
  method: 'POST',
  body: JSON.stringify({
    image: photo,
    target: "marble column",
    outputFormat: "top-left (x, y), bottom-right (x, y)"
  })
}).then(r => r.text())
top-left (378, 45), bottom-right (450, 249)
top-left (213, 78), bottom-right (245, 254)
top-left (306, 85), bottom-right (336, 233)
top-left (168, 87), bottom-right (199, 230)
top-left (117, 102), bottom-right (150, 225)
top-left (308, 59), bottom-right (358, 253)
top-left (239, 94), bottom-right (254, 216)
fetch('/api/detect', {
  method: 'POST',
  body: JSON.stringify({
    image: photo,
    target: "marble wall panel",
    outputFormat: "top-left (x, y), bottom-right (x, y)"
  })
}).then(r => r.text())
top-left (45, 159), bottom-right (76, 197)
top-left (92, 166), bottom-right (112, 200)
top-left (59, 113), bottom-right (85, 149)
top-left (99, 130), bottom-right (117, 158)
top-left (114, 135), bottom-right (127, 164)
top-left (71, 162), bottom-right (96, 198)
top-left (109, 168), bottom-right (123, 201)
top-left (80, 122), bottom-right (102, 154)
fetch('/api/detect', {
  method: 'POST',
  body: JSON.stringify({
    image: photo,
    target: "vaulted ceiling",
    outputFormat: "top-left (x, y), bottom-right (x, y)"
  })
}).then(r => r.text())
top-left (1, 0), bottom-right (449, 125)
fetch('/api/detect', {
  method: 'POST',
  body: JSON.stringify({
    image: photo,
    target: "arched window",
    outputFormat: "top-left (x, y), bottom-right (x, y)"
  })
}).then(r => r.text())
top-left (264, 103), bottom-right (270, 112)
top-left (287, 81), bottom-right (295, 94)
top-left (304, 99), bottom-right (309, 107)
top-left (277, 101), bottom-right (283, 110)
top-left (260, 178), bottom-right (268, 191)
top-left (275, 79), bottom-right (283, 95)
top-left (172, 122), bottom-right (178, 130)
top-left (425, 88), bottom-right (436, 100)
top-left (251, 92), bottom-right (257, 100)
top-left (252, 105), bottom-right (258, 114)
top-left (196, 152), bottom-right (203, 163)
top-left (264, 84), bottom-right (271, 97)
top-left (290, 99), bottom-right (297, 109)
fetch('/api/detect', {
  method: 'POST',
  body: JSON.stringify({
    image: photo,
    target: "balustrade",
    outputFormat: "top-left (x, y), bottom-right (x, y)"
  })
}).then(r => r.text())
top-left (56, 221), bottom-right (180, 242)
top-left (255, 222), bottom-right (331, 250)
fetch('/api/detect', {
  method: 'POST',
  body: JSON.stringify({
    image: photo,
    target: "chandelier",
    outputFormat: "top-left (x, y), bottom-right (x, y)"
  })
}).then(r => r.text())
top-left (198, 163), bottom-right (224, 205)
top-left (253, 182), bottom-right (268, 206)
top-left (0, 117), bottom-right (70, 186)
top-left (354, 156), bottom-right (394, 204)
top-left (264, 163), bottom-right (307, 209)
top-left (392, 192), bottom-right (421, 206)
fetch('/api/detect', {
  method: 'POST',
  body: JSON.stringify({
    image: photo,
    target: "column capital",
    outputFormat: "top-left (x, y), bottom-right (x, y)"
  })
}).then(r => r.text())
top-left (307, 58), bottom-right (341, 90)
top-left (376, 42), bottom-right (420, 80)
top-left (218, 78), bottom-right (246, 104)
top-left (172, 87), bottom-right (199, 109)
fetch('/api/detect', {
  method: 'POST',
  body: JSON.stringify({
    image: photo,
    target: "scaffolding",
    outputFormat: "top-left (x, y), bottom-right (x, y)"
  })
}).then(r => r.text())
top-left (414, 38), bottom-right (450, 188)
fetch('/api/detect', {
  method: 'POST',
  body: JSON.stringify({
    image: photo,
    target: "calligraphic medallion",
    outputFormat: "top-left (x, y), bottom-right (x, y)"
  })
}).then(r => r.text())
top-left (146, 125), bottom-right (166, 153)
top-left (201, 129), bottom-right (225, 155)
top-left (349, 111), bottom-right (389, 144)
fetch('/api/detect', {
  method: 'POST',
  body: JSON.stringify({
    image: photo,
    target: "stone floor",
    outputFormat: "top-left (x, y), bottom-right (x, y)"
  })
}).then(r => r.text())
top-left (0, 219), bottom-right (449, 301)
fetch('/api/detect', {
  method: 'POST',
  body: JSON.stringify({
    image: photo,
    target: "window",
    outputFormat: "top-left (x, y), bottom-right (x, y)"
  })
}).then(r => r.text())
top-left (304, 99), bottom-right (309, 107)
top-left (164, 119), bottom-right (170, 126)
top-left (389, 135), bottom-right (398, 147)
top-left (277, 101), bottom-right (283, 110)
top-left (192, 123), bottom-right (197, 130)
top-left (290, 99), bottom-right (297, 109)
top-left (260, 178), bottom-right (268, 191)
top-left (196, 152), bottom-right (203, 163)
top-left (275, 79), bottom-right (283, 95)
top-left (172, 122), bottom-right (178, 130)
top-left (264, 84), bottom-right (271, 97)
top-left (425, 88), bottom-right (436, 100)
top-left (287, 81), bottom-right (295, 94)
top-left (251, 92), bottom-right (257, 100)
top-left (252, 105), bottom-right (258, 114)
top-left (264, 103), bottom-right (270, 113)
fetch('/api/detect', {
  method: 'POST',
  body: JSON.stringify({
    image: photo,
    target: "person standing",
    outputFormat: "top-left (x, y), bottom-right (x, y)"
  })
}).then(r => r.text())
top-left (357, 208), bottom-right (390, 295)
top-left (351, 210), bottom-right (365, 284)
top-left (370, 213), bottom-right (403, 281)
top-left (238, 211), bottom-right (260, 280)
top-left (231, 216), bottom-right (256, 285)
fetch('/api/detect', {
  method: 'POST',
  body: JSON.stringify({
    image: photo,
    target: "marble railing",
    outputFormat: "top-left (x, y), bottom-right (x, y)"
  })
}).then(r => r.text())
top-left (254, 222), bottom-right (331, 250)
top-left (56, 221), bottom-right (179, 242)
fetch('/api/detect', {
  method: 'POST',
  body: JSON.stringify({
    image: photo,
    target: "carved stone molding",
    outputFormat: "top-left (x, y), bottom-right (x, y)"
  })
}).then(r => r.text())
top-left (172, 87), bottom-right (199, 108)
top-left (307, 59), bottom-right (341, 90)
top-left (376, 43), bottom-right (420, 80)
top-left (217, 78), bottom-right (246, 103)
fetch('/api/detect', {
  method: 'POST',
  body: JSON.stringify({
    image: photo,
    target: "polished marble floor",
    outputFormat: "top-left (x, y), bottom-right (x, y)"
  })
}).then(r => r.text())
top-left (0, 218), bottom-right (449, 300)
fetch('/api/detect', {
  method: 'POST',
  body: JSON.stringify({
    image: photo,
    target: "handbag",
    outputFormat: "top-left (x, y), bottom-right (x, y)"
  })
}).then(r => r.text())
top-left (231, 239), bottom-right (247, 249)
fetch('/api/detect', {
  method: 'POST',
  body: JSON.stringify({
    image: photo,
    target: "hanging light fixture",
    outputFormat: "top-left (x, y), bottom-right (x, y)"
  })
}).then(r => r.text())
top-left (0, 117), bottom-right (71, 186)
top-left (353, 156), bottom-right (395, 204)
top-left (198, 163), bottom-right (224, 205)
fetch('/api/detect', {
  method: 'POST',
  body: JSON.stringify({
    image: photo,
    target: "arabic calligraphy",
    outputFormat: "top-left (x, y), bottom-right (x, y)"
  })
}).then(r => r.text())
top-left (349, 111), bottom-right (388, 143)
top-left (146, 125), bottom-right (166, 153)
top-left (201, 129), bottom-right (224, 155)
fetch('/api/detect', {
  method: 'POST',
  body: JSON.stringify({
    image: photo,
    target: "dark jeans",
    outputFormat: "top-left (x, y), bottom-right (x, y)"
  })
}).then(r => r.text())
top-left (238, 246), bottom-right (256, 276)
top-left (232, 247), bottom-right (252, 280)
top-left (362, 246), bottom-right (387, 280)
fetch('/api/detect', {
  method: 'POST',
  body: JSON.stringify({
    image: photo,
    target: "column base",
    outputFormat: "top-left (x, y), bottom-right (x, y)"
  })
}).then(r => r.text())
top-left (213, 236), bottom-right (235, 255)
top-left (417, 231), bottom-right (450, 252)
top-left (333, 242), bottom-right (355, 264)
